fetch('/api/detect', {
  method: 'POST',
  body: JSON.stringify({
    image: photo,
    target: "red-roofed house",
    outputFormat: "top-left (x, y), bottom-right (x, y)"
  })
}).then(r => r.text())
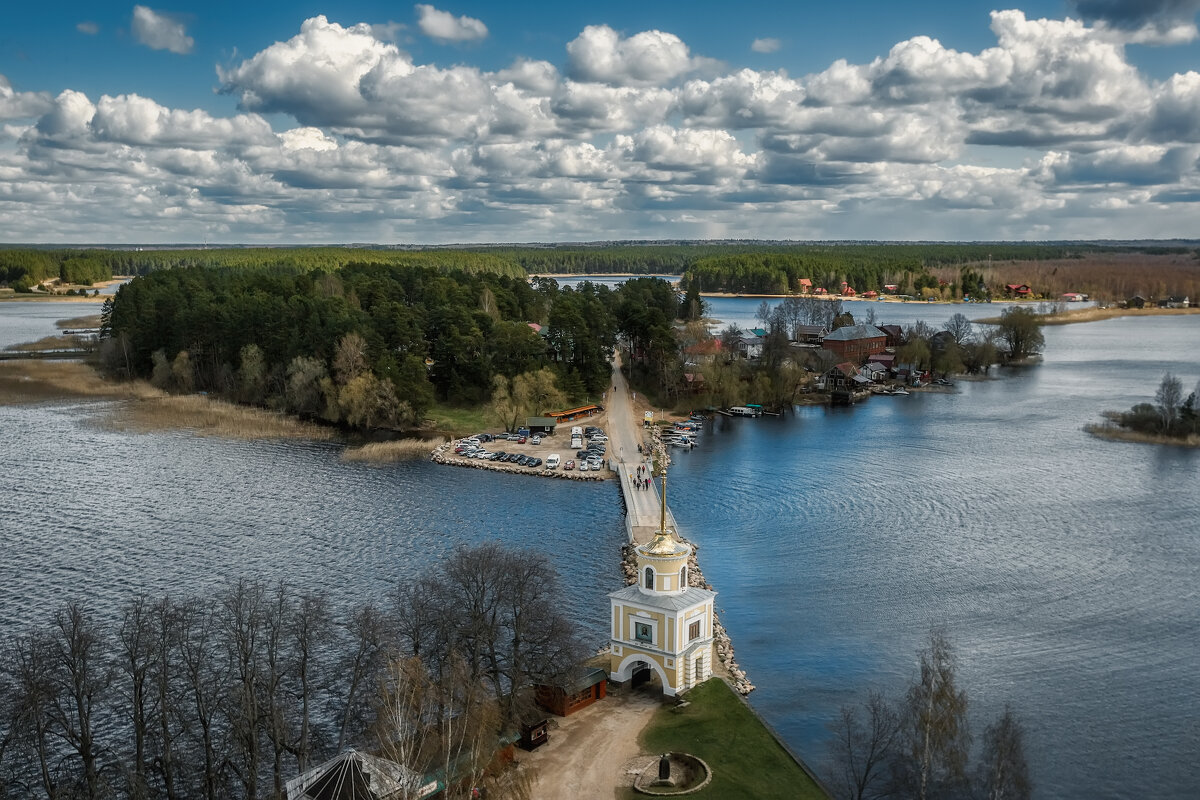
top-left (798, 278), bottom-right (813, 293)
top-left (1004, 284), bottom-right (1032, 297)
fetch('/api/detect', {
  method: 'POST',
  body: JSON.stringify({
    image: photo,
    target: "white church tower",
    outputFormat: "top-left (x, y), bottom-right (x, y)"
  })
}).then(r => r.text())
top-left (608, 472), bottom-right (715, 696)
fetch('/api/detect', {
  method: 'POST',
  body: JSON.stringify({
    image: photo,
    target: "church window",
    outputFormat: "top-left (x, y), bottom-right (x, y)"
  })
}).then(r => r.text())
top-left (644, 567), bottom-right (654, 590)
top-left (635, 622), bottom-right (653, 643)
top-left (680, 565), bottom-right (688, 588)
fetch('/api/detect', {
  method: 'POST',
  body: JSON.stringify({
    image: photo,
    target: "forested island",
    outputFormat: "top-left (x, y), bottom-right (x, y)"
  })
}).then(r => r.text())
top-left (3, 241), bottom-right (1197, 436)
top-left (1088, 373), bottom-right (1200, 446)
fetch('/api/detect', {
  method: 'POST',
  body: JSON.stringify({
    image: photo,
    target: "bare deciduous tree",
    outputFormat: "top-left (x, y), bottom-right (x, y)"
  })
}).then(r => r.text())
top-left (896, 629), bottom-right (971, 800)
top-left (977, 705), bottom-right (1032, 800)
top-left (827, 688), bottom-right (901, 800)
top-left (1155, 372), bottom-right (1184, 432)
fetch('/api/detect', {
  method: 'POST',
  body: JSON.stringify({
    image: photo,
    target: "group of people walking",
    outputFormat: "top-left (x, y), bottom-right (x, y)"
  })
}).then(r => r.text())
top-left (633, 463), bottom-right (653, 491)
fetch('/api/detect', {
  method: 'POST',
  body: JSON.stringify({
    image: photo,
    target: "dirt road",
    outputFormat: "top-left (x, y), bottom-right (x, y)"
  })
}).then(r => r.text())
top-left (522, 690), bottom-right (661, 799)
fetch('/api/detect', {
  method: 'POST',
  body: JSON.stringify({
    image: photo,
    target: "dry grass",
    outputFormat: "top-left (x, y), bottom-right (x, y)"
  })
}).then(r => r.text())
top-left (4, 333), bottom-right (91, 352)
top-left (1085, 423), bottom-right (1200, 448)
top-left (0, 292), bottom-right (105, 303)
top-left (104, 395), bottom-right (334, 440)
top-left (973, 306), bottom-right (1200, 325)
top-left (0, 360), bottom-right (146, 403)
top-left (0, 360), bottom-right (331, 441)
top-left (341, 438), bottom-right (445, 463)
top-left (56, 314), bottom-right (103, 329)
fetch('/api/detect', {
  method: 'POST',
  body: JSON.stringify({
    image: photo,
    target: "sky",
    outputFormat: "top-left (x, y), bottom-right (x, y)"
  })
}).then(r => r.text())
top-left (3, 1), bottom-right (1200, 244)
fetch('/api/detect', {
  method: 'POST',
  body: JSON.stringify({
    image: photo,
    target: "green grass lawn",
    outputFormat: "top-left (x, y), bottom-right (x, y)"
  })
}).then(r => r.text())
top-left (625, 679), bottom-right (829, 800)
top-left (424, 404), bottom-right (493, 436)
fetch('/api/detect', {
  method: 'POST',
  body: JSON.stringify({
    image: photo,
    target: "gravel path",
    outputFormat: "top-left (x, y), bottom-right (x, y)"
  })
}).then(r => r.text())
top-left (521, 690), bottom-right (662, 800)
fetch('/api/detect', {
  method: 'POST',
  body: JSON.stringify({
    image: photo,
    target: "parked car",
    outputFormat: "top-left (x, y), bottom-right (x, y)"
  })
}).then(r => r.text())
top-left (518, 436), bottom-right (527, 444)
top-left (578, 462), bottom-right (589, 472)
top-left (531, 435), bottom-right (542, 445)
top-left (529, 458), bottom-right (542, 468)
top-left (564, 460), bottom-right (575, 470)
top-left (546, 454), bottom-right (561, 469)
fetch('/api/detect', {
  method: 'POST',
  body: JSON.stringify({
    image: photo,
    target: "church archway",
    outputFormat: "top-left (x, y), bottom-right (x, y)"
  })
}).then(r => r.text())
top-left (613, 652), bottom-right (675, 696)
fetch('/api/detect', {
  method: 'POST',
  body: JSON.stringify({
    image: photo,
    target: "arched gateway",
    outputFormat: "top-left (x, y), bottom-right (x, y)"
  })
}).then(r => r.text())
top-left (608, 472), bottom-right (716, 697)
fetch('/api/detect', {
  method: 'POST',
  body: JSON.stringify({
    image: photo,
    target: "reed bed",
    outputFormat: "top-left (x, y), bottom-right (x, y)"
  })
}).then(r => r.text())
top-left (104, 395), bottom-right (334, 440)
top-left (1085, 423), bottom-right (1200, 448)
top-left (0, 360), bottom-right (145, 403)
top-left (1, 361), bottom-right (331, 441)
top-left (4, 333), bottom-right (89, 352)
top-left (55, 314), bottom-right (103, 329)
top-left (341, 438), bottom-right (445, 463)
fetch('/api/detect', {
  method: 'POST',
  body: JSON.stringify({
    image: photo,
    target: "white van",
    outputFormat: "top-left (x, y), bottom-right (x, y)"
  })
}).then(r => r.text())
top-left (570, 426), bottom-right (583, 438)
top-left (546, 454), bottom-right (561, 469)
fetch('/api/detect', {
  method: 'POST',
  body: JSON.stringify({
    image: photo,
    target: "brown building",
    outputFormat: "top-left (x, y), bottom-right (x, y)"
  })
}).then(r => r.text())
top-left (535, 667), bottom-right (608, 717)
top-left (822, 324), bottom-right (887, 362)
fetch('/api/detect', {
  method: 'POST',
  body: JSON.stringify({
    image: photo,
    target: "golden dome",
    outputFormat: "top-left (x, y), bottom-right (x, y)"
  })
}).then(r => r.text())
top-left (641, 528), bottom-right (688, 557)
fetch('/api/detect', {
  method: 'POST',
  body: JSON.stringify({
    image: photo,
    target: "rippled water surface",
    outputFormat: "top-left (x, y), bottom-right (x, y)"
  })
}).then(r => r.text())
top-left (2, 300), bottom-right (1198, 798)
top-left (669, 316), bottom-right (1200, 799)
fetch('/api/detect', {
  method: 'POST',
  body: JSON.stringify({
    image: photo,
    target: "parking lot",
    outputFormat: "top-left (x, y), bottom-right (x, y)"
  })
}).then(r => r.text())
top-left (432, 417), bottom-right (614, 479)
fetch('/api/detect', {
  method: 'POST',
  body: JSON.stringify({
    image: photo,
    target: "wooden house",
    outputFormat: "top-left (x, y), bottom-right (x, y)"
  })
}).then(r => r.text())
top-left (1004, 283), bottom-right (1032, 298)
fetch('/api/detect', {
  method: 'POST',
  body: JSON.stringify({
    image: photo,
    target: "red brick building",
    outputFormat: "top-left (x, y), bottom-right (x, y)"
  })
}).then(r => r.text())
top-left (822, 324), bottom-right (887, 362)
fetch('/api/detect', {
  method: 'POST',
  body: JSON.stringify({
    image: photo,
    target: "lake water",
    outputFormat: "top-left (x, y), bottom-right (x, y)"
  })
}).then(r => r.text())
top-left (2, 296), bottom-right (1198, 798)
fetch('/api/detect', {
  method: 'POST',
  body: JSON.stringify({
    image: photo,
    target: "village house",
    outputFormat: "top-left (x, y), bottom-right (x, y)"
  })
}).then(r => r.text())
top-left (1060, 292), bottom-right (1089, 302)
top-left (861, 362), bottom-right (888, 382)
top-left (682, 372), bottom-right (706, 394)
top-left (798, 278), bottom-right (813, 293)
top-left (682, 338), bottom-right (723, 364)
top-left (878, 324), bottom-right (904, 348)
top-left (821, 324), bottom-right (887, 362)
top-left (735, 335), bottom-right (763, 359)
top-left (1127, 295), bottom-right (1146, 308)
top-left (1158, 295), bottom-right (1191, 308)
top-left (867, 352), bottom-right (896, 372)
top-left (793, 324), bottom-right (828, 344)
top-left (1004, 283), bottom-right (1033, 298)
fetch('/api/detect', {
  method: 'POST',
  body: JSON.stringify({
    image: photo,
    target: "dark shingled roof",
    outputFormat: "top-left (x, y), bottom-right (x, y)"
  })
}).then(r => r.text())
top-left (823, 324), bottom-right (886, 342)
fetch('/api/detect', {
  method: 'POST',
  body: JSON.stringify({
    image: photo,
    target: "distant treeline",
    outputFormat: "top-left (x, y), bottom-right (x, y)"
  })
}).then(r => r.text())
top-left (93, 247), bottom-right (527, 280)
top-left (681, 244), bottom-right (1196, 296)
top-left (0, 250), bottom-right (113, 291)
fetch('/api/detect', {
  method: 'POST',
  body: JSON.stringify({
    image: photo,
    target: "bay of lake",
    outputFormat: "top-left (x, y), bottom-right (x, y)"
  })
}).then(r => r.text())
top-left (1, 292), bottom-right (1197, 798)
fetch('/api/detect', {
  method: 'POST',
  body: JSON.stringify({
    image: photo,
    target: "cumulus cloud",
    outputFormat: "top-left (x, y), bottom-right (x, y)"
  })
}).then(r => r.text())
top-left (567, 25), bottom-right (696, 86)
top-left (76, 21), bottom-right (99, 35)
top-left (414, 4), bottom-right (488, 43)
top-left (0, 75), bottom-right (54, 121)
top-left (7, 10), bottom-right (1200, 242)
top-left (132, 5), bottom-right (194, 55)
top-left (1073, 1), bottom-right (1200, 44)
top-left (751, 37), bottom-right (781, 54)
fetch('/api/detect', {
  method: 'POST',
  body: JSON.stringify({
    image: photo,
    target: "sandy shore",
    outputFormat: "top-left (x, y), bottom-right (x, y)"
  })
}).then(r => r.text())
top-left (974, 306), bottom-right (1200, 326)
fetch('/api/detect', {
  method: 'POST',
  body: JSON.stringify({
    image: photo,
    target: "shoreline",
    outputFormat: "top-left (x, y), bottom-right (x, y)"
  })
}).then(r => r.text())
top-left (974, 306), bottom-right (1200, 326)
top-left (1085, 422), bottom-right (1200, 448)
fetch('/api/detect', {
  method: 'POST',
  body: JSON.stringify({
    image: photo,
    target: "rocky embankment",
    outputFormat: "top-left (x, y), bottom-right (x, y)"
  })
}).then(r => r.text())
top-left (430, 442), bottom-right (608, 480)
top-left (619, 541), bottom-right (755, 695)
